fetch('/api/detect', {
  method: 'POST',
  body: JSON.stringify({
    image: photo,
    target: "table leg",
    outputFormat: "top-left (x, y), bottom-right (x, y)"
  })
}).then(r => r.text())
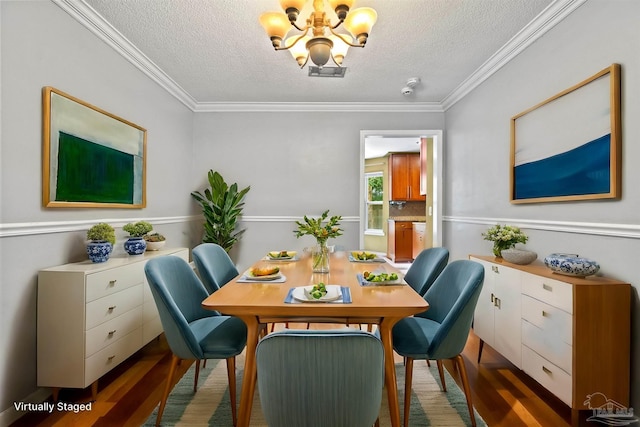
top-left (379, 317), bottom-right (401, 427)
top-left (237, 316), bottom-right (260, 427)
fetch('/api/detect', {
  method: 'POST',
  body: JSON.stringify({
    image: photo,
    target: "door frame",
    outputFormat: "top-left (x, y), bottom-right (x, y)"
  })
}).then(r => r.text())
top-left (359, 129), bottom-right (444, 250)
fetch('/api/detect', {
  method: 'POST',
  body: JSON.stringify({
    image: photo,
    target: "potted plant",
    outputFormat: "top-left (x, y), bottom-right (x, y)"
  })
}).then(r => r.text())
top-left (144, 232), bottom-right (166, 251)
top-left (86, 223), bottom-right (116, 263)
top-left (294, 210), bottom-right (343, 273)
top-left (191, 170), bottom-right (250, 254)
top-left (123, 221), bottom-right (153, 255)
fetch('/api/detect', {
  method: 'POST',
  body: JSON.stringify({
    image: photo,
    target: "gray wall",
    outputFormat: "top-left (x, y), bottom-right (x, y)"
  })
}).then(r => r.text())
top-left (443, 0), bottom-right (639, 410)
top-left (1, 1), bottom-right (194, 416)
top-left (191, 111), bottom-right (444, 271)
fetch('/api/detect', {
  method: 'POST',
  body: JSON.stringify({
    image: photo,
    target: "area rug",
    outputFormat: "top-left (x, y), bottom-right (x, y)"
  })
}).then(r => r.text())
top-left (143, 353), bottom-right (486, 427)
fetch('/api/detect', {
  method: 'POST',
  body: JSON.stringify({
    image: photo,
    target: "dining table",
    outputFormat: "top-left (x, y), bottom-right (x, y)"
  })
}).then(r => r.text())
top-left (201, 250), bottom-right (429, 427)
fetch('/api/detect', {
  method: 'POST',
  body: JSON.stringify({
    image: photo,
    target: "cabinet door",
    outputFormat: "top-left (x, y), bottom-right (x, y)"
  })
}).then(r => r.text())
top-left (389, 154), bottom-right (409, 200)
top-left (473, 259), bottom-right (495, 347)
top-left (412, 224), bottom-right (425, 259)
top-left (407, 154), bottom-right (425, 201)
top-left (397, 222), bottom-right (413, 261)
top-left (493, 265), bottom-right (522, 368)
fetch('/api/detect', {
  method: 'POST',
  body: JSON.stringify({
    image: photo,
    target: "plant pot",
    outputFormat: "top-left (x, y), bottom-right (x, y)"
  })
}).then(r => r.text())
top-left (124, 237), bottom-right (146, 255)
top-left (145, 240), bottom-right (166, 251)
top-left (87, 241), bottom-right (113, 263)
top-left (500, 248), bottom-right (537, 265)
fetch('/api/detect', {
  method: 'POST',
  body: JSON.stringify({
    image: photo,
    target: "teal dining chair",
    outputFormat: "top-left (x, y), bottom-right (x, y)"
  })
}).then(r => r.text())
top-left (144, 255), bottom-right (247, 427)
top-left (192, 243), bottom-right (239, 294)
top-left (404, 247), bottom-right (449, 296)
top-left (256, 329), bottom-right (384, 427)
top-left (392, 259), bottom-right (484, 427)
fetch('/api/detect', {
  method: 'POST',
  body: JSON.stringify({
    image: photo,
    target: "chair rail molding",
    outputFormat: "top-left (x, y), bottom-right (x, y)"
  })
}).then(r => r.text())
top-left (0, 216), bottom-right (359, 238)
top-left (444, 216), bottom-right (640, 240)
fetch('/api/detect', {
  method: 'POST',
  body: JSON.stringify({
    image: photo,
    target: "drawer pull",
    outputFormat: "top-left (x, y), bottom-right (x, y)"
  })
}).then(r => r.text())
top-left (108, 306), bottom-right (117, 312)
top-left (542, 283), bottom-right (553, 292)
top-left (108, 280), bottom-right (117, 287)
top-left (490, 293), bottom-right (494, 303)
top-left (492, 266), bottom-right (499, 273)
top-left (542, 365), bottom-right (552, 374)
top-left (541, 310), bottom-right (548, 317)
top-left (107, 355), bottom-right (116, 361)
top-left (494, 297), bottom-right (501, 309)
top-left (108, 330), bottom-right (116, 336)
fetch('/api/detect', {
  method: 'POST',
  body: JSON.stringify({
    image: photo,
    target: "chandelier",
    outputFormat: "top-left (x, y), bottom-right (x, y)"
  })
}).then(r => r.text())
top-left (259, 0), bottom-right (377, 68)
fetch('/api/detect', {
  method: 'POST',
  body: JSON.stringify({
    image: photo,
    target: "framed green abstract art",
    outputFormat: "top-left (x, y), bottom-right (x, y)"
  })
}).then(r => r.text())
top-left (42, 86), bottom-right (147, 208)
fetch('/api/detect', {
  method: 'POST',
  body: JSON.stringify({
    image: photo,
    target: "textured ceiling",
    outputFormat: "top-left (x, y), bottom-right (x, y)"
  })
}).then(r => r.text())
top-left (81, 0), bottom-right (555, 106)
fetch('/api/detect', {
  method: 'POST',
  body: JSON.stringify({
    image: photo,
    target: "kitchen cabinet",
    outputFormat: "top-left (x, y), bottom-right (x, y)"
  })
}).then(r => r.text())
top-left (37, 248), bottom-right (189, 400)
top-left (389, 153), bottom-right (425, 201)
top-left (412, 222), bottom-right (426, 259)
top-left (387, 220), bottom-right (413, 262)
top-left (470, 255), bottom-right (630, 425)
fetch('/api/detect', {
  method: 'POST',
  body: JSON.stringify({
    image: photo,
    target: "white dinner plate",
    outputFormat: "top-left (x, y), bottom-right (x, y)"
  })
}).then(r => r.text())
top-left (292, 285), bottom-right (342, 303)
top-left (267, 250), bottom-right (297, 260)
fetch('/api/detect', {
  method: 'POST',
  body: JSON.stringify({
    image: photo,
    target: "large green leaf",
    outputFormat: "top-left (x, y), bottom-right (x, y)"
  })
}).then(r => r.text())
top-left (191, 170), bottom-right (250, 252)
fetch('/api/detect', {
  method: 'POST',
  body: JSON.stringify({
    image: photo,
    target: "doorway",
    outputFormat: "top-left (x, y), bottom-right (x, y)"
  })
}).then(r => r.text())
top-left (359, 130), bottom-right (443, 253)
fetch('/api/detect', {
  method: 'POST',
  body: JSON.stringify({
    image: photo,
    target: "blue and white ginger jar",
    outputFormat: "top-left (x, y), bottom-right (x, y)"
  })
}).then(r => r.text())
top-left (87, 241), bottom-right (113, 263)
top-left (543, 253), bottom-right (600, 277)
top-left (124, 237), bottom-right (147, 255)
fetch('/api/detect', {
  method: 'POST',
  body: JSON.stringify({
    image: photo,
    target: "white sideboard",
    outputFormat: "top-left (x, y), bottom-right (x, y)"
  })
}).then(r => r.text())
top-left (37, 248), bottom-right (189, 400)
top-left (470, 255), bottom-right (630, 426)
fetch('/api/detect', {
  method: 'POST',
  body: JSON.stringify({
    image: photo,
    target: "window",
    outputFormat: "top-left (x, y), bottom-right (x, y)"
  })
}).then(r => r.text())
top-left (365, 172), bottom-right (384, 235)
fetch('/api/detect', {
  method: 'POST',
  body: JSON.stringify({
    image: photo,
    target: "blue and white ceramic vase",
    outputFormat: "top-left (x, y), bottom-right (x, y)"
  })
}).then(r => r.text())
top-left (87, 241), bottom-right (113, 263)
top-left (124, 237), bottom-right (147, 255)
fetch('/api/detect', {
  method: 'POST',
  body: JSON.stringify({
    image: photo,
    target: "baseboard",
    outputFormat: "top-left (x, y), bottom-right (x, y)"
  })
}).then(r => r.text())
top-left (0, 388), bottom-right (51, 427)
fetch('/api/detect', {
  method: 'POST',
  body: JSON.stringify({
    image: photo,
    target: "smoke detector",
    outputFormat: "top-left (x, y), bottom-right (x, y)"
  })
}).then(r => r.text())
top-left (401, 77), bottom-right (421, 96)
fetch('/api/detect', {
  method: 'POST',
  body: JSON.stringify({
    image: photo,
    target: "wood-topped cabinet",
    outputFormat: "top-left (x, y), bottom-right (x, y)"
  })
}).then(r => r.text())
top-left (389, 153), bottom-right (425, 201)
top-left (37, 248), bottom-right (189, 399)
top-left (387, 220), bottom-right (413, 262)
top-left (470, 255), bottom-right (630, 425)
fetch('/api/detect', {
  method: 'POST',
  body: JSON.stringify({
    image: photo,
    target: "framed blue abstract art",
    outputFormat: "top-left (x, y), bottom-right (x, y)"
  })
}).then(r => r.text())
top-left (42, 87), bottom-right (147, 208)
top-left (510, 64), bottom-right (621, 204)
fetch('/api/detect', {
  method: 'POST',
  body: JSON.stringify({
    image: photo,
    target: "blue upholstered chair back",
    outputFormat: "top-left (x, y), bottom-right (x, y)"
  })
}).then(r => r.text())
top-left (404, 247), bottom-right (450, 295)
top-left (144, 256), bottom-right (219, 360)
top-left (256, 329), bottom-right (384, 427)
top-left (420, 260), bottom-right (484, 359)
top-left (192, 243), bottom-right (239, 293)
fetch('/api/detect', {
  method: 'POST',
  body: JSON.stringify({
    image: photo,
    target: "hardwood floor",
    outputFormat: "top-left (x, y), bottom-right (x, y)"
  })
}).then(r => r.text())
top-left (12, 325), bottom-right (572, 427)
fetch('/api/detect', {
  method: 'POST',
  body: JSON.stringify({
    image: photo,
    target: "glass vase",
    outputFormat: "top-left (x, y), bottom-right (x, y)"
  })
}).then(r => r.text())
top-left (312, 242), bottom-right (330, 273)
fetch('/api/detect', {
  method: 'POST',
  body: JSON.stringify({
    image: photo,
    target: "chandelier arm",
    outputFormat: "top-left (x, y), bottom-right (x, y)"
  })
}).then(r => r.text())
top-left (328, 27), bottom-right (365, 47)
top-left (330, 52), bottom-right (342, 67)
top-left (329, 19), bottom-right (345, 30)
top-left (291, 21), bottom-right (307, 32)
top-left (274, 30), bottom-right (311, 51)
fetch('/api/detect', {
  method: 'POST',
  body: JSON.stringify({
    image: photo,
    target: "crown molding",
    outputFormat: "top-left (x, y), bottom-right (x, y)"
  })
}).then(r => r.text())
top-left (53, 0), bottom-right (198, 110)
top-left (59, 0), bottom-right (582, 113)
top-left (193, 102), bottom-right (443, 113)
top-left (441, 0), bottom-right (587, 110)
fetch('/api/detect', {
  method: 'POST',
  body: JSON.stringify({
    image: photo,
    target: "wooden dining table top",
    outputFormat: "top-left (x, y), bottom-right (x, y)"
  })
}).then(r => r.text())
top-left (201, 251), bottom-right (429, 319)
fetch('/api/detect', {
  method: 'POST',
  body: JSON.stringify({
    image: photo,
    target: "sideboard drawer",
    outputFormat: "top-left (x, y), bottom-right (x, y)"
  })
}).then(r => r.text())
top-left (522, 345), bottom-right (572, 406)
top-left (521, 273), bottom-right (573, 314)
top-left (521, 295), bottom-right (572, 346)
top-left (84, 328), bottom-right (142, 386)
top-left (85, 285), bottom-right (143, 330)
top-left (522, 318), bottom-right (572, 374)
top-left (85, 263), bottom-right (144, 302)
top-left (85, 306), bottom-right (143, 357)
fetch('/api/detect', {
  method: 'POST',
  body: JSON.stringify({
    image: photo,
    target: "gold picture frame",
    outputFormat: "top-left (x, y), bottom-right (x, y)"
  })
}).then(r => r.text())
top-left (510, 64), bottom-right (621, 204)
top-left (43, 87), bottom-right (147, 208)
